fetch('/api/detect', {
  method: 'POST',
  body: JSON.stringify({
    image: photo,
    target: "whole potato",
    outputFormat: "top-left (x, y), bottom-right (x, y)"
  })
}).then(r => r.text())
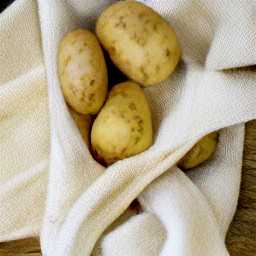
top-left (96, 1), bottom-right (181, 87)
top-left (58, 29), bottom-right (108, 114)
top-left (178, 131), bottom-right (219, 170)
top-left (69, 107), bottom-right (92, 148)
top-left (91, 81), bottom-right (153, 166)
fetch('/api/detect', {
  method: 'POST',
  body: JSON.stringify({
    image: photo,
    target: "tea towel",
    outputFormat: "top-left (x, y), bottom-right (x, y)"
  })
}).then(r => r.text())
top-left (1, 0), bottom-right (256, 255)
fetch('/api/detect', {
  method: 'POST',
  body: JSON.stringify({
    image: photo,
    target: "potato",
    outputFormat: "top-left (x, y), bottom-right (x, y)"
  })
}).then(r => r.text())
top-left (178, 132), bottom-right (219, 170)
top-left (58, 29), bottom-right (108, 114)
top-left (91, 81), bottom-right (153, 166)
top-left (69, 107), bottom-right (92, 148)
top-left (96, 1), bottom-right (181, 87)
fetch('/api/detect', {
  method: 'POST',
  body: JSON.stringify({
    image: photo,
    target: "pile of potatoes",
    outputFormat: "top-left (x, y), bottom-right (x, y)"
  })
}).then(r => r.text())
top-left (58, 1), bottom-right (218, 169)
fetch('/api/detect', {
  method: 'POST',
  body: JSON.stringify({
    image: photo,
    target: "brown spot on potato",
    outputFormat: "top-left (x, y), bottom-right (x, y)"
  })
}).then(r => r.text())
top-left (116, 15), bottom-right (127, 30)
top-left (166, 49), bottom-right (170, 57)
top-left (132, 33), bottom-right (138, 40)
top-left (138, 12), bottom-right (146, 19)
top-left (129, 103), bottom-right (136, 110)
top-left (121, 147), bottom-right (128, 155)
top-left (78, 48), bottom-right (84, 54)
top-left (139, 66), bottom-right (148, 80)
top-left (133, 115), bottom-right (144, 135)
top-left (153, 23), bottom-right (159, 31)
top-left (121, 147), bottom-right (128, 154)
top-left (137, 37), bottom-right (147, 46)
top-left (155, 65), bottom-right (160, 73)
top-left (134, 115), bottom-right (141, 122)
top-left (134, 136), bottom-right (140, 144)
top-left (70, 84), bottom-right (78, 96)
top-left (90, 79), bottom-right (95, 86)
top-left (89, 93), bottom-right (95, 101)
top-left (137, 126), bottom-right (143, 133)
top-left (121, 91), bottom-right (128, 98)
top-left (124, 59), bottom-right (132, 67)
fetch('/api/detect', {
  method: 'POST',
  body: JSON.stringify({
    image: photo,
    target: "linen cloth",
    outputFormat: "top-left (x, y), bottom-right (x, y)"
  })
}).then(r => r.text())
top-left (1, 0), bottom-right (256, 255)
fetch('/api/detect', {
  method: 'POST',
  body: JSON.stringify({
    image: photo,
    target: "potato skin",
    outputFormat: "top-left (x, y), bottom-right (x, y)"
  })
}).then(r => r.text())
top-left (58, 29), bottom-right (108, 114)
top-left (178, 132), bottom-right (219, 170)
top-left (69, 107), bottom-right (92, 148)
top-left (96, 1), bottom-right (181, 87)
top-left (91, 81), bottom-right (153, 166)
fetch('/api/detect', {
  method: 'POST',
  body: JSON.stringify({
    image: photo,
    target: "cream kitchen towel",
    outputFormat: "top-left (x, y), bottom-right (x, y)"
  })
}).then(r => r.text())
top-left (1, 0), bottom-right (256, 255)
top-left (0, 0), bottom-right (49, 241)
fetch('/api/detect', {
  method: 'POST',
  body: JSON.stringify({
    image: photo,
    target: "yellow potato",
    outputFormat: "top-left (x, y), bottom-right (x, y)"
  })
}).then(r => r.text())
top-left (91, 81), bottom-right (153, 166)
top-left (96, 1), bottom-right (181, 87)
top-left (178, 131), bottom-right (219, 170)
top-left (58, 29), bottom-right (108, 114)
top-left (69, 108), bottom-right (92, 148)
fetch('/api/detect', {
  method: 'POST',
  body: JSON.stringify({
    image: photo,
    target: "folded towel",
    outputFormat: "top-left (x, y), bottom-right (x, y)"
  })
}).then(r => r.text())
top-left (1, 0), bottom-right (256, 255)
